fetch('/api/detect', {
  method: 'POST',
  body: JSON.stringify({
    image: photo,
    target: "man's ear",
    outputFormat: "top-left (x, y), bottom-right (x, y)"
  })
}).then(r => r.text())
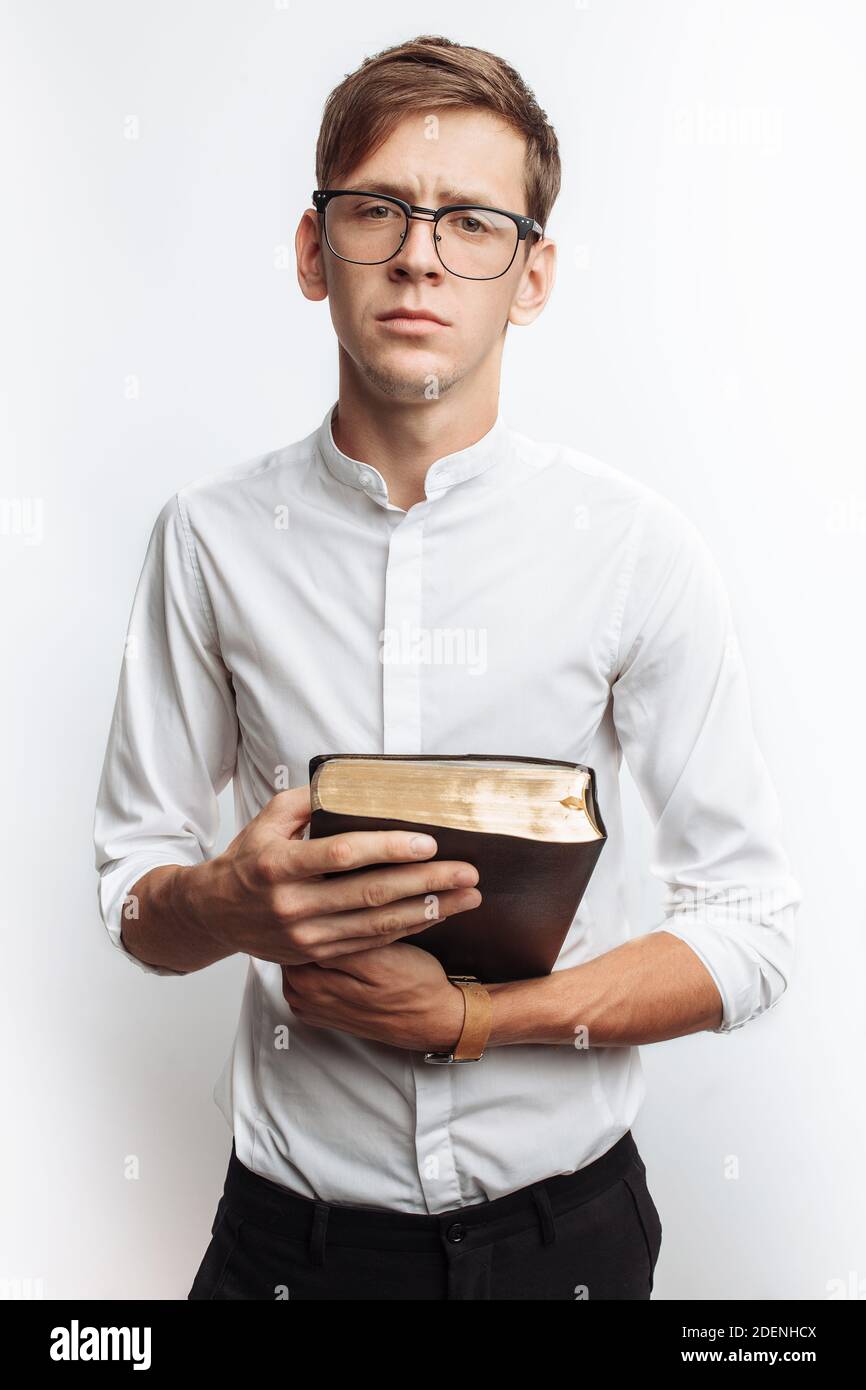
top-left (296, 209), bottom-right (329, 303)
top-left (509, 237), bottom-right (556, 328)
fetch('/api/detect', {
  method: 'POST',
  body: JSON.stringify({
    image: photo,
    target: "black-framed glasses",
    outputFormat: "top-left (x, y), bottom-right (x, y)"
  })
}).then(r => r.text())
top-left (312, 189), bottom-right (544, 281)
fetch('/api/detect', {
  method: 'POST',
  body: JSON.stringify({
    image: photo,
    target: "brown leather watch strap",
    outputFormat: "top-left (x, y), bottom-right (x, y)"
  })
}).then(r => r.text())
top-left (449, 975), bottom-right (493, 1060)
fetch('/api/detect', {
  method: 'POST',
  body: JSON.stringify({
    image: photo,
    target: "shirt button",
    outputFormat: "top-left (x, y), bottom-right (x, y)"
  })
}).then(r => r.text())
top-left (359, 468), bottom-right (376, 488)
top-left (446, 1222), bottom-right (466, 1243)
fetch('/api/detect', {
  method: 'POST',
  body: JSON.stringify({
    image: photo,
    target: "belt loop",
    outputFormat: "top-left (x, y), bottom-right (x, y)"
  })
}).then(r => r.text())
top-left (308, 1201), bottom-right (329, 1267)
top-left (530, 1183), bottom-right (556, 1245)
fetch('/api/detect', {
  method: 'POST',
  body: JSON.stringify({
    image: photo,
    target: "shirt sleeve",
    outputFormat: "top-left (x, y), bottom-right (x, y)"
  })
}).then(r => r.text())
top-left (93, 492), bottom-right (239, 976)
top-left (610, 492), bottom-right (802, 1034)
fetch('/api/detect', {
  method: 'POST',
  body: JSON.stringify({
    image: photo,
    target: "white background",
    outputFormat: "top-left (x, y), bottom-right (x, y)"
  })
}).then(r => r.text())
top-left (1, 0), bottom-right (864, 1300)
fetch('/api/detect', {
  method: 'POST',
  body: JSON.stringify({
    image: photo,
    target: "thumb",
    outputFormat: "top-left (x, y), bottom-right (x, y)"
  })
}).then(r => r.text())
top-left (262, 784), bottom-right (313, 839)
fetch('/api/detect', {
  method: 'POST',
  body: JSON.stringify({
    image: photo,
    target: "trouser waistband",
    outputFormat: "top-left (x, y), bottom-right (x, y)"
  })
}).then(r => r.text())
top-left (222, 1130), bottom-right (640, 1256)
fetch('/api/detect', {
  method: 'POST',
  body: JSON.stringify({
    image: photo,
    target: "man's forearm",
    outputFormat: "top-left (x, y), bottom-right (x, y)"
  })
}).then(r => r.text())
top-left (121, 864), bottom-right (234, 974)
top-left (486, 930), bottom-right (724, 1046)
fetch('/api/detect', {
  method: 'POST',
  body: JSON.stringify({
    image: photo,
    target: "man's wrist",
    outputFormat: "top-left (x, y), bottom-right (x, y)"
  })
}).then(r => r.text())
top-left (431, 978), bottom-right (468, 1053)
top-left (168, 860), bottom-right (206, 933)
top-left (486, 972), bottom-right (573, 1046)
top-left (425, 976), bottom-right (493, 1061)
top-left (158, 860), bottom-right (236, 969)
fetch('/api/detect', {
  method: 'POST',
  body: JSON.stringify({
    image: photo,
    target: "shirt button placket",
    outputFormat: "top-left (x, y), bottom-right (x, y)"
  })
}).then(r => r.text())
top-left (381, 513), bottom-right (424, 754)
top-left (382, 504), bottom-right (463, 1211)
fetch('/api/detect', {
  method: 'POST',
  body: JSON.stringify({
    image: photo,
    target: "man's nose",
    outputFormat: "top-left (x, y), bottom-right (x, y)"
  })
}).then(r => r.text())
top-left (389, 215), bottom-right (444, 275)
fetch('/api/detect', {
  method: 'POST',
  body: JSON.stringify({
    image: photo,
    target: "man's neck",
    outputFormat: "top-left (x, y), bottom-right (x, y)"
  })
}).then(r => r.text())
top-left (330, 391), bottom-right (500, 511)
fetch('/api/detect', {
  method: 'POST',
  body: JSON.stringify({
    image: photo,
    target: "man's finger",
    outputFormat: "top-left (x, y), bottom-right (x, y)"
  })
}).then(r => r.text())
top-left (290, 827), bottom-right (441, 878)
top-left (280, 859), bottom-right (479, 923)
top-left (279, 886), bottom-right (480, 952)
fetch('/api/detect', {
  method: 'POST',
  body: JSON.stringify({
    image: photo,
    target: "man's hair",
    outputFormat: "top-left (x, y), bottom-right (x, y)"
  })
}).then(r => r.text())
top-left (315, 34), bottom-right (561, 233)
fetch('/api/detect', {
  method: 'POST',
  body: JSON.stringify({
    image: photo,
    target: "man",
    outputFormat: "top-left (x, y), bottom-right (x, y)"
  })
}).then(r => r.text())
top-left (93, 34), bottom-right (801, 1301)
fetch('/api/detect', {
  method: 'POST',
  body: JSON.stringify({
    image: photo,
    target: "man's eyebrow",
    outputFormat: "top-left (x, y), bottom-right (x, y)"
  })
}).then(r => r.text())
top-left (343, 181), bottom-right (501, 207)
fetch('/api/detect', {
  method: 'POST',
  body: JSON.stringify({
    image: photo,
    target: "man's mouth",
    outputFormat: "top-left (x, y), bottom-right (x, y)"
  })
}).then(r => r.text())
top-left (376, 308), bottom-right (450, 328)
top-left (375, 305), bottom-right (450, 332)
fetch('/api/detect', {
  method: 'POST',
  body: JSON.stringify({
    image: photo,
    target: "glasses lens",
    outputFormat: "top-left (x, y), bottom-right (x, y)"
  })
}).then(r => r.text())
top-left (325, 195), bottom-right (407, 264)
top-left (323, 196), bottom-right (521, 277)
top-left (436, 208), bottom-right (519, 278)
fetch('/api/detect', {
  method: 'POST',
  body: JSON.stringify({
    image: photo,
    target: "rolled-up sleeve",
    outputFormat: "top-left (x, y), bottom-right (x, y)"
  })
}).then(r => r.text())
top-left (93, 493), bottom-right (239, 975)
top-left (610, 492), bottom-right (802, 1033)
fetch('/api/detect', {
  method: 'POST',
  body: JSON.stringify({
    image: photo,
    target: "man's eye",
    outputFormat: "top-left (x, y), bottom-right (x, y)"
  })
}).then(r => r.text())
top-left (359, 203), bottom-right (397, 219)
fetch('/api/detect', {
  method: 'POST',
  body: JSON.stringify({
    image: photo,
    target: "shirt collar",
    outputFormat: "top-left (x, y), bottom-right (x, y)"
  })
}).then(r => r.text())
top-left (315, 401), bottom-right (509, 508)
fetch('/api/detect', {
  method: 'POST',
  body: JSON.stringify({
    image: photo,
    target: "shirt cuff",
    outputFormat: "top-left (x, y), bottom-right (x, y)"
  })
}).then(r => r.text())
top-left (647, 879), bottom-right (800, 1033)
top-left (97, 857), bottom-right (194, 977)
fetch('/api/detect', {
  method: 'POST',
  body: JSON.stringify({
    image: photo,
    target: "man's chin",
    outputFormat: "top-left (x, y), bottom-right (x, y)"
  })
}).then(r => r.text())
top-left (358, 355), bottom-right (458, 401)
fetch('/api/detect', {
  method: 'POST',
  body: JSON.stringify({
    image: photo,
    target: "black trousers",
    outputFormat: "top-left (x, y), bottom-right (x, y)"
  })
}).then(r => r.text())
top-left (187, 1130), bottom-right (662, 1301)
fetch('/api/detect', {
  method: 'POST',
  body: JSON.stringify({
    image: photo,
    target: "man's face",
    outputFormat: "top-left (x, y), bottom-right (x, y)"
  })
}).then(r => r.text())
top-left (308, 108), bottom-right (548, 402)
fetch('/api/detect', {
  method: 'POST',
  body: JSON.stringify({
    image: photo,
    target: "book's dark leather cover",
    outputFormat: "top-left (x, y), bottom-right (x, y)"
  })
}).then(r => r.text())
top-left (307, 753), bottom-right (607, 983)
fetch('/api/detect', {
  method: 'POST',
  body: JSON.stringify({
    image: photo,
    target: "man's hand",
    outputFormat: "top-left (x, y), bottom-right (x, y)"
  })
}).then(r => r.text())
top-left (124, 784), bottom-right (481, 974)
top-left (281, 941), bottom-right (467, 1053)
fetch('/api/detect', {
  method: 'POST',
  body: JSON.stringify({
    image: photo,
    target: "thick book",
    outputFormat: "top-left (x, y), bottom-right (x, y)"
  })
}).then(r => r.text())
top-left (307, 752), bottom-right (607, 983)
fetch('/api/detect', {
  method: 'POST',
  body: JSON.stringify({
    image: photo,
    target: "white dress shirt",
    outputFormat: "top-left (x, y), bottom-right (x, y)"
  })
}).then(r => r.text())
top-left (93, 401), bottom-right (801, 1213)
